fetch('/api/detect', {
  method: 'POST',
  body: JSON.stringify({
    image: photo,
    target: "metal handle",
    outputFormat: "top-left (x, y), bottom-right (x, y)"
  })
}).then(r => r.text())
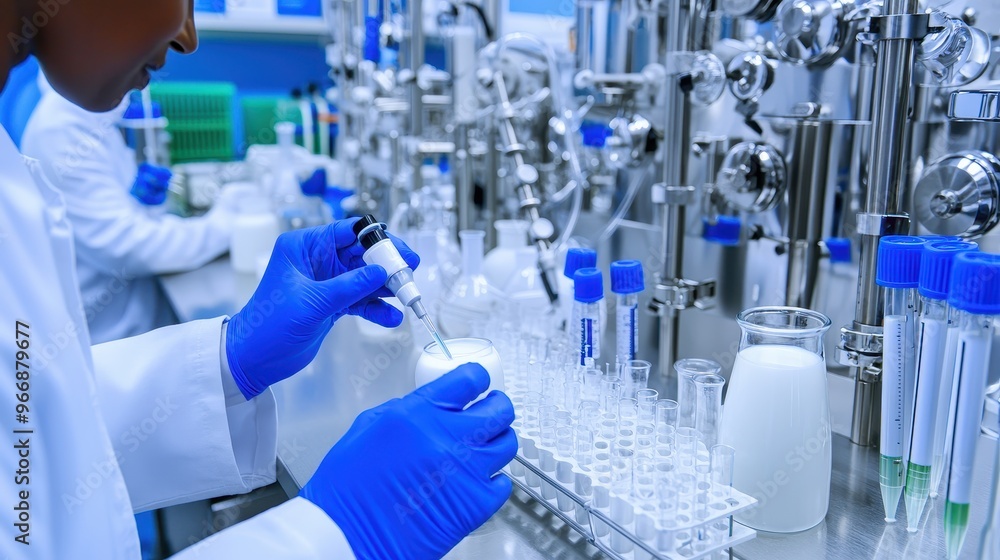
top-left (948, 90), bottom-right (1000, 121)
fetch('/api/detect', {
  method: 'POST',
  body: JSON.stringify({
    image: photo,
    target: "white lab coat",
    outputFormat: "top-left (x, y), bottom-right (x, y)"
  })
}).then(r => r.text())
top-left (20, 79), bottom-right (233, 343)
top-left (0, 126), bottom-right (354, 557)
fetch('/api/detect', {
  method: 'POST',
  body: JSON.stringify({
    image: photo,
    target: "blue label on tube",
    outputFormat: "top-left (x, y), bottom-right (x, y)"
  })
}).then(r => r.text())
top-left (277, 0), bottom-right (322, 16)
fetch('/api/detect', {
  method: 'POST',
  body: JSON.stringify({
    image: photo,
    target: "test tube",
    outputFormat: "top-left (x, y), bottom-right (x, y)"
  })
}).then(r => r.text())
top-left (573, 268), bottom-right (604, 366)
top-left (583, 365), bottom-right (603, 402)
top-left (656, 399), bottom-right (679, 436)
top-left (599, 412), bottom-right (619, 440)
top-left (979, 398), bottom-right (1000, 559)
top-left (694, 374), bottom-right (726, 449)
top-left (906, 241), bottom-right (977, 532)
top-left (636, 388), bottom-right (659, 421)
top-left (611, 260), bottom-right (645, 371)
top-left (933, 305), bottom-right (962, 498)
top-left (564, 381), bottom-right (583, 419)
top-left (539, 418), bottom-right (558, 500)
top-left (655, 479), bottom-right (680, 553)
top-left (519, 392), bottom-right (542, 484)
top-left (674, 359), bottom-right (723, 429)
top-left (944, 253), bottom-right (999, 560)
top-left (676, 427), bottom-right (701, 469)
top-left (875, 236), bottom-right (926, 523)
top-left (574, 425), bottom-right (595, 524)
top-left (601, 375), bottom-right (623, 413)
top-left (711, 444), bottom-right (737, 538)
top-left (555, 426), bottom-right (576, 512)
top-left (578, 400), bottom-right (600, 432)
top-left (610, 447), bottom-right (636, 553)
top-left (620, 359), bottom-right (652, 399)
top-left (633, 455), bottom-right (657, 560)
top-left (619, 398), bottom-right (639, 426)
top-left (591, 440), bottom-right (613, 537)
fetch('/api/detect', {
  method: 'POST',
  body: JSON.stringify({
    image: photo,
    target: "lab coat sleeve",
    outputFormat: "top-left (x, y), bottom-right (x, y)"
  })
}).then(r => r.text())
top-left (170, 498), bottom-right (357, 559)
top-left (21, 107), bottom-right (232, 277)
top-left (91, 316), bottom-right (278, 512)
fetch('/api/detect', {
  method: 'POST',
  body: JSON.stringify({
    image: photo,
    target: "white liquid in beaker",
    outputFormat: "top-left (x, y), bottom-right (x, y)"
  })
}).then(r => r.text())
top-left (414, 338), bottom-right (505, 401)
top-left (720, 344), bottom-right (832, 533)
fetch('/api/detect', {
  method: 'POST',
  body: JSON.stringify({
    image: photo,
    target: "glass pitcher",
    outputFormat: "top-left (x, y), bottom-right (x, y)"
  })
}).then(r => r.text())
top-left (719, 306), bottom-right (832, 533)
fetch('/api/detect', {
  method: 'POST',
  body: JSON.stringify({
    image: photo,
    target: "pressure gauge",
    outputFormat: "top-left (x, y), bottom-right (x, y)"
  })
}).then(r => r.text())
top-left (727, 52), bottom-right (775, 102)
top-left (715, 142), bottom-right (787, 213)
top-left (775, 0), bottom-right (856, 68)
top-left (721, 0), bottom-right (782, 20)
top-left (914, 151), bottom-right (1000, 238)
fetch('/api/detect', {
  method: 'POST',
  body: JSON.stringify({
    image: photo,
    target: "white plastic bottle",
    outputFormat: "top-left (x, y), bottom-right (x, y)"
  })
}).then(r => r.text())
top-left (438, 230), bottom-right (494, 337)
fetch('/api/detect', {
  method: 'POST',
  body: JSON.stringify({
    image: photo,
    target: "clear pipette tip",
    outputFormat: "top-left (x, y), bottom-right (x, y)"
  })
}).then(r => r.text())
top-left (412, 301), bottom-right (452, 360)
top-left (904, 463), bottom-right (931, 533)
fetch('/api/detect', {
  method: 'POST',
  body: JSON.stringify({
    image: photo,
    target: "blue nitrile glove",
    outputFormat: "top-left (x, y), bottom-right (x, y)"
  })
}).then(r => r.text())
top-left (130, 162), bottom-right (173, 206)
top-left (226, 218), bottom-right (419, 399)
top-left (300, 364), bottom-right (517, 560)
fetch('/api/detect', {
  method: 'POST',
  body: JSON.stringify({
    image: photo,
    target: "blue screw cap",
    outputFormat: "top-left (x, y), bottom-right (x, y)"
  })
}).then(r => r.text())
top-left (123, 100), bottom-right (163, 120)
top-left (702, 216), bottom-right (741, 246)
top-left (918, 241), bottom-right (979, 300)
top-left (876, 236), bottom-right (926, 289)
top-left (564, 248), bottom-right (597, 279)
top-left (948, 252), bottom-right (1000, 315)
top-left (574, 268), bottom-right (604, 303)
top-left (611, 260), bottom-right (644, 294)
top-left (580, 122), bottom-right (612, 148)
top-left (825, 237), bottom-right (852, 263)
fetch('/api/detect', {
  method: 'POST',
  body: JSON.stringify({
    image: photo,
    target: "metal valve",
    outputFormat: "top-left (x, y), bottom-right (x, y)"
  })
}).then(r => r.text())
top-left (918, 12), bottom-right (991, 87)
top-left (775, 0), bottom-right (857, 68)
top-left (714, 141), bottom-right (787, 213)
top-left (913, 150), bottom-right (1000, 238)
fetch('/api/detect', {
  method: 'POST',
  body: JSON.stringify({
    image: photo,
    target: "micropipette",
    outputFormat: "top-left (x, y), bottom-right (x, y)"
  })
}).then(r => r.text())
top-left (944, 252), bottom-right (999, 560)
top-left (353, 215), bottom-right (453, 359)
top-left (905, 241), bottom-right (977, 532)
top-left (876, 236), bottom-right (925, 522)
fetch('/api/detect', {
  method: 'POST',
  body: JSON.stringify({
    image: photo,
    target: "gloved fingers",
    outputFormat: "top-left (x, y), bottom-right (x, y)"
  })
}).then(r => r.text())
top-left (312, 265), bottom-right (389, 318)
top-left (453, 390), bottom-right (515, 442)
top-left (485, 473), bottom-right (514, 514)
top-left (412, 363), bottom-right (490, 411)
top-left (469, 427), bottom-right (518, 476)
top-left (349, 298), bottom-right (405, 328)
top-left (387, 232), bottom-right (420, 270)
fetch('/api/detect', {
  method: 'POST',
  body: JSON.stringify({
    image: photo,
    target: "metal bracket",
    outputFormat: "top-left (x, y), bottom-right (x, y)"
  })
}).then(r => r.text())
top-left (649, 278), bottom-right (717, 313)
top-left (863, 13), bottom-right (935, 42)
top-left (836, 323), bottom-right (883, 369)
top-left (651, 184), bottom-right (696, 206)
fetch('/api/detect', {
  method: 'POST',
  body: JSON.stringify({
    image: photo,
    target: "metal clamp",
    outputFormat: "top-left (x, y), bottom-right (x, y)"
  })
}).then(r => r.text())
top-left (651, 184), bottom-right (696, 206)
top-left (649, 278), bottom-right (717, 313)
top-left (865, 13), bottom-right (935, 41)
top-left (836, 323), bottom-right (883, 369)
top-left (855, 213), bottom-right (910, 236)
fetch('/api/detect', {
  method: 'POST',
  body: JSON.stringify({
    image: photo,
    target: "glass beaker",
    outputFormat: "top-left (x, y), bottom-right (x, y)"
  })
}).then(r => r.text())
top-left (720, 306), bottom-right (832, 533)
top-left (415, 337), bottom-right (505, 400)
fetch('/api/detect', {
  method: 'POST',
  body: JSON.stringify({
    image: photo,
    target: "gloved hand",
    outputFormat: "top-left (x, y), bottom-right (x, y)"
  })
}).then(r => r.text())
top-left (226, 218), bottom-right (418, 399)
top-left (300, 364), bottom-right (517, 560)
top-left (130, 162), bottom-right (173, 206)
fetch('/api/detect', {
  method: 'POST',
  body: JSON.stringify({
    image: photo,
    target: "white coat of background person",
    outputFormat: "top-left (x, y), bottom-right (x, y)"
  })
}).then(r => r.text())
top-left (0, 1), bottom-right (516, 558)
top-left (20, 75), bottom-right (235, 343)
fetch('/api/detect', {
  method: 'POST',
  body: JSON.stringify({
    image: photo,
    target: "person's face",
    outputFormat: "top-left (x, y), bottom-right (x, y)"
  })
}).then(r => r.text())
top-left (30, 0), bottom-right (198, 112)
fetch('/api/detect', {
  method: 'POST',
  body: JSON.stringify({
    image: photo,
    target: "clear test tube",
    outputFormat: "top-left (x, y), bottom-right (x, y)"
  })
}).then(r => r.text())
top-left (655, 479), bottom-right (680, 554)
top-left (654, 433), bottom-right (675, 474)
top-left (601, 375), bottom-right (623, 413)
top-left (633, 455), bottom-right (658, 560)
top-left (610, 447), bottom-right (636, 553)
top-left (564, 381), bottom-right (583, 418)
top-left (622, 359), bottom-right (653, 399)
top-left (694, 374), bottom-right (726, 450)
top-left (554, 410), bottom-right (572, 428)
top-left (711, 444), bottom-right (737, 541)
top-left (518, 392), bottom-right (542, 483)
top-left (933, 303), bottom-right (962, 498)
top-left (574, 425), bottom-right (595, 524)
top-left (578, 400), bottom-right (601, 432)
top-left (656, 399), bottom-right (679, 436)
top-left (583, 365), bottom-right (603, 402)
top-left (944, 252), bottom-right (999, 560)
top-left (591, 439), bottom-right (613, 537)
top-left (527, 359), bottom-right (543, 396)
top-left (675, 359), bottom-right (723, 429)
top-left (619, 398), bottom-right (639, 427)
top-left (636, 389), bottom-right (659, 422)
top-left (599, 412), bottom-right (619, 440)
top-left (555, 426), bottom-right (576, 512)
top-left (539, 418), bottom-right (559, 500)
top-left (676, 427), bottom-right (701, 470)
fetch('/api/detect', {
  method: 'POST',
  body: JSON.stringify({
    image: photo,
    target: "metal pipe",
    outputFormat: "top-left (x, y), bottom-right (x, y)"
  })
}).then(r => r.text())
top-left (785, 120), bottom-right (834, 308)
top-left (408, 0), bottom-right (425, 196)
top-left (847, 0), bottom-right (919, 446)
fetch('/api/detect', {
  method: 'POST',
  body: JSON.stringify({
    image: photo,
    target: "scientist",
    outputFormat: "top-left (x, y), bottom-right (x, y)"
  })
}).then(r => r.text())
top-left (20, 78), bottom-right (236, 343)
top-left (0, 1), bottom-right (515, 559)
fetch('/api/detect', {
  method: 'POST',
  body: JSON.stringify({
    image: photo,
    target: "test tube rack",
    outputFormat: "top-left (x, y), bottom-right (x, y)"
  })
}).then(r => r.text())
top-left (505, 430), bottom-right (758, 560)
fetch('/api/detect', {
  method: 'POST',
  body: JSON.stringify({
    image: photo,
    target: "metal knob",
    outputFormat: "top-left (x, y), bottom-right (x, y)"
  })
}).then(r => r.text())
top-left (714, 142), bottom-right (787, 213)
top-left (775, 0), bottom-right (856, 68)
top-left (726, 52), bottom-right (776, 102)
top-left (914, 151), bottom-right (1000, 237)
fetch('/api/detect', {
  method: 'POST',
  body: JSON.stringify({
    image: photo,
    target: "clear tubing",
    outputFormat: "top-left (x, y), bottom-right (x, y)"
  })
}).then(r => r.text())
top-left (610, 447), bottom-right (636, 553)
top-left (576, 299), bottom-right (603, 366)
top-left (905, 295), bottom-right (949, 532)
top-left (694, 374), bottom-right (726, 450)
top-left (945, 312), bottom-right (995, 560)
top-left (623, 360), bottom-right (653, 400)
top-left (601, 375), bottom-right (624, 412)
top-left (881, 286), bottom-right (909, 523)
top-left (675, 359), bottom-right (723, 429)
top-left (656, 399), bottom-right (680, 436)
top-left (933, 306), bottom-right (963, 498)
top-left (616, 292), bottom-right (640, 370)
